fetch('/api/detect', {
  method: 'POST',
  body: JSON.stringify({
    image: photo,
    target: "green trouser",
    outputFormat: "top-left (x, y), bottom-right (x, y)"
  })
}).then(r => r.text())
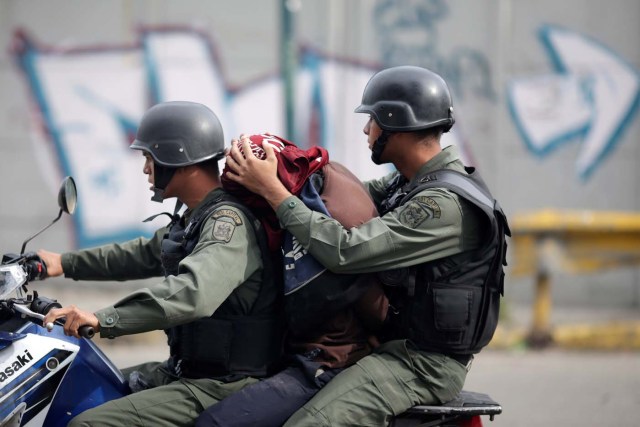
top-left (68, 361), bottom-right (259, 427)
top-left (283, 340), bottom-right (468, 427)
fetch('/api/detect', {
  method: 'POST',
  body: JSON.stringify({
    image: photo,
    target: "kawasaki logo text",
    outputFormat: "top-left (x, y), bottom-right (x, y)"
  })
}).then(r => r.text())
top-left (0, 350), bottom-right (34, 382)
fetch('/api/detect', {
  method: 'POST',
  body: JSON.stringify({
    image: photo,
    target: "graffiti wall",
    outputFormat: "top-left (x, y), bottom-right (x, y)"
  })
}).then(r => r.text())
top-left (10, 29), bottom-right (385, 247)
top-left (1, 0), bottom-right (639, 256)
top-left (13, 27), bottom-right (390, 246)
top-left (8, 24), bottom-right (471, 249)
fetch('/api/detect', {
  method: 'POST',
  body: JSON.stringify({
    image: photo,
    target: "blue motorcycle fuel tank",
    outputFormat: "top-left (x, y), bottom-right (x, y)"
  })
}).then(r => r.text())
top-left (0, 322), bottom-right (128, 426)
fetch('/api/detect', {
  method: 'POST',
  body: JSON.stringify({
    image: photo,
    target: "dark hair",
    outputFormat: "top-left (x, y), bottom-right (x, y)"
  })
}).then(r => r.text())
top-left (198, 158), bottom-right (221, 173)
top-left (409, 125), bottom-right (444, 142)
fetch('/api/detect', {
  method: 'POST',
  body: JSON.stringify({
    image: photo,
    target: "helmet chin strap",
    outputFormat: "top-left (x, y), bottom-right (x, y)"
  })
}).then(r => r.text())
top-left (371, 131), bottom-right (391, 165)
top-left (151, 165), bottom-right (177, 203)
top-left (151, 187), bottom-right (165, 203)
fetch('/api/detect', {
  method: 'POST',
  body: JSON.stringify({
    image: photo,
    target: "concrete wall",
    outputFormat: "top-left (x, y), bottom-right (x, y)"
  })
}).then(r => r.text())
top-left (1, 0), bottom-right (639, 310)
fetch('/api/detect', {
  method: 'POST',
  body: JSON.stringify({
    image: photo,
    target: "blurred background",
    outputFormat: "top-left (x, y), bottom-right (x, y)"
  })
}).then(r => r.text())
top-left (1, 1), bottom-right (639, 425)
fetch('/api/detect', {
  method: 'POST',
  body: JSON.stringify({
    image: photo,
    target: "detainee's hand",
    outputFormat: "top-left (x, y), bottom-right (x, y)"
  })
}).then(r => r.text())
top-left (225, 136), bottom-right (292, 209)
top-left (37, 250), bottom-right (63, 277)
top-left (43, 305), bottom-right (100, 338)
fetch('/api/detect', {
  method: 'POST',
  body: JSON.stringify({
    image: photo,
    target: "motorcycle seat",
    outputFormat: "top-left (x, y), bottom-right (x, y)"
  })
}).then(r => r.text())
top-left (392, 390), bottom-right (502, 425)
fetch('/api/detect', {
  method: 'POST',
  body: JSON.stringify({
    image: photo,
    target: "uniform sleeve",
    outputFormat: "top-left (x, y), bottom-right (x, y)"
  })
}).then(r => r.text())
top-left (61, 227), bottom-right (166, 280)
top-left (95, 206), bottom-right (263, 338)
top-left (363, 171), bottom-right (397, 207)
top-left (276, 187), bottom-right (470, 274)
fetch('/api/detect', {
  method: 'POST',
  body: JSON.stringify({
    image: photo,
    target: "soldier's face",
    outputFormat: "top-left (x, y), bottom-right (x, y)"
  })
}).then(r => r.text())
top-left (143, 154), bottom-right (155, 191)
top-left (363, 116), bottom-right (382, 151)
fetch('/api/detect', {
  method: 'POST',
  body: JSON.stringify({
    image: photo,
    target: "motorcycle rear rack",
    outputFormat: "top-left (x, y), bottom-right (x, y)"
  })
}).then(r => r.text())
top-left (391, 390), bottom-right (502, 426)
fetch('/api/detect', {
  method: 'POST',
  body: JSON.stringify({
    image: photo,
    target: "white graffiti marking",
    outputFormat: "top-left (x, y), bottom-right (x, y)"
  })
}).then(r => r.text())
top-left (508, 25), bottom-right (640, 180)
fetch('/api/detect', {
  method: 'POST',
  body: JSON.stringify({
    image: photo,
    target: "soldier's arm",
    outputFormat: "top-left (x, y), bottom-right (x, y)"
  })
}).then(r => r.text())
top-left (95, 208), bottom-right (262, 338)
top-left (362, 171), bottom-right (398, 207)
top-left (276, 188), bottom-right (474, 274)
top-left (60, 227), bottom-right (166, 281)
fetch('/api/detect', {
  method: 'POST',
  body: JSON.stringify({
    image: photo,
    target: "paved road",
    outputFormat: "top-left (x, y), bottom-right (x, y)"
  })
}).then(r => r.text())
top-left (464, 349), bottom-right (640, 427)
top-left (102, 340), bottom-right (640, 427)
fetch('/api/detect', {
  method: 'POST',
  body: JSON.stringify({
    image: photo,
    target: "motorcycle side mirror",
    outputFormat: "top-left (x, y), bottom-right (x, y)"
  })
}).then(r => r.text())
top-left (58, 176), bottom-right (77, 215)
top-left (20, 177), bottom-right (78, 254)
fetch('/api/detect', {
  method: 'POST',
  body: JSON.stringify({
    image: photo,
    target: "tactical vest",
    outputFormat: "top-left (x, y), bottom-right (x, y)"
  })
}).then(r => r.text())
top-left (379, 168), bottom-right (510, 356)
top-left (159, 194), bottom-right (283, 380)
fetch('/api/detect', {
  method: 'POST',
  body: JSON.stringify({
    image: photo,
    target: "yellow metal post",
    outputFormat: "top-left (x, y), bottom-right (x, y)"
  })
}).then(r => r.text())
top-left (527, 270), bottom-right (553, 347)
top-left (507, 209), bottom-right (640, 350)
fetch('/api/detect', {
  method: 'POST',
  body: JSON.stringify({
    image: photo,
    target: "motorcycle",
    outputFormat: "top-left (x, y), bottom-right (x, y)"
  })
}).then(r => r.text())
top-left (0, 177), bottom-right (127, 427)
top-left (0, 177), bottom-right (501, 427)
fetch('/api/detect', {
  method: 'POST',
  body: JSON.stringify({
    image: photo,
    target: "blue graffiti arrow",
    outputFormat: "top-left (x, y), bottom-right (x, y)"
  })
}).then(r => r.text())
top-left (508, 25), bottom-right (640, 179)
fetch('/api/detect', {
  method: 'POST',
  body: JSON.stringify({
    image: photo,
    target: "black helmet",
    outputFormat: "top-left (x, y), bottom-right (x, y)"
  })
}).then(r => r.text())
top-left (131, 101), bottom-right (225, 202)
top-left (131, 101), bottom-right (225, 166)
top-left (355, 66), bottom-right (455, 133)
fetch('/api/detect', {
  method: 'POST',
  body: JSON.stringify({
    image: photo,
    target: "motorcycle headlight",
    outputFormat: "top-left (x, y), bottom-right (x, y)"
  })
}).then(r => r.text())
top-left (0, 264), bottom-right (27, 299)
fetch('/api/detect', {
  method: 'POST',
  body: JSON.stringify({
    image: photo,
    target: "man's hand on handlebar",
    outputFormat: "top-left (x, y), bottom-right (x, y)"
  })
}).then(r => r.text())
top-left (43, 305), bottom-right (101, 338)
top-left (37, 250), bottom-right (64, 277)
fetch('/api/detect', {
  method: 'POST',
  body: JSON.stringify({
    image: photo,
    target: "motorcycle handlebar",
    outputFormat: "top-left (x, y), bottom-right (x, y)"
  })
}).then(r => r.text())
top-left (29, 296), bottom-right (95, 339)
top-left (23, 252), bottom-right (48, 281)
top-left (46, 318), bottom-right (95, 339)
top-left (49, 318), bottom-right (95, 339)
top-left (2, 252), bottom-right (49, 281)
top-left (78, 325), bottom-right (95, 339)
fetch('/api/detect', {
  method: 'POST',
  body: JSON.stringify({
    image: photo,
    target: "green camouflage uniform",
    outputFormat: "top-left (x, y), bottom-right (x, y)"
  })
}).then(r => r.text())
top-left (63, 188), bottom-right (266, 427)
top-left (281, 146), bottom-right (478, 426)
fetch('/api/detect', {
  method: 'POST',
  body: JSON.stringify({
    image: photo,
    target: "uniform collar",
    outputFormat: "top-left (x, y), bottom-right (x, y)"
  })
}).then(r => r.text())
top-left (184, 187), bottom-right (225, 222)
top-left (409, 145), bottom-right (461, 185)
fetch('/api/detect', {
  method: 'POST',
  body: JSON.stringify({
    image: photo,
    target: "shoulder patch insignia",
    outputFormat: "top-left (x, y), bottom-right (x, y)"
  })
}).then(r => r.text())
top-left (399, 196), bottom-right (441, 228)
top-left (212, 219), bottom-right (236, 243)
top-left (211, 209), bottom-right (243, 225)
top-left (415, 196), bottom-right (441, 219)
